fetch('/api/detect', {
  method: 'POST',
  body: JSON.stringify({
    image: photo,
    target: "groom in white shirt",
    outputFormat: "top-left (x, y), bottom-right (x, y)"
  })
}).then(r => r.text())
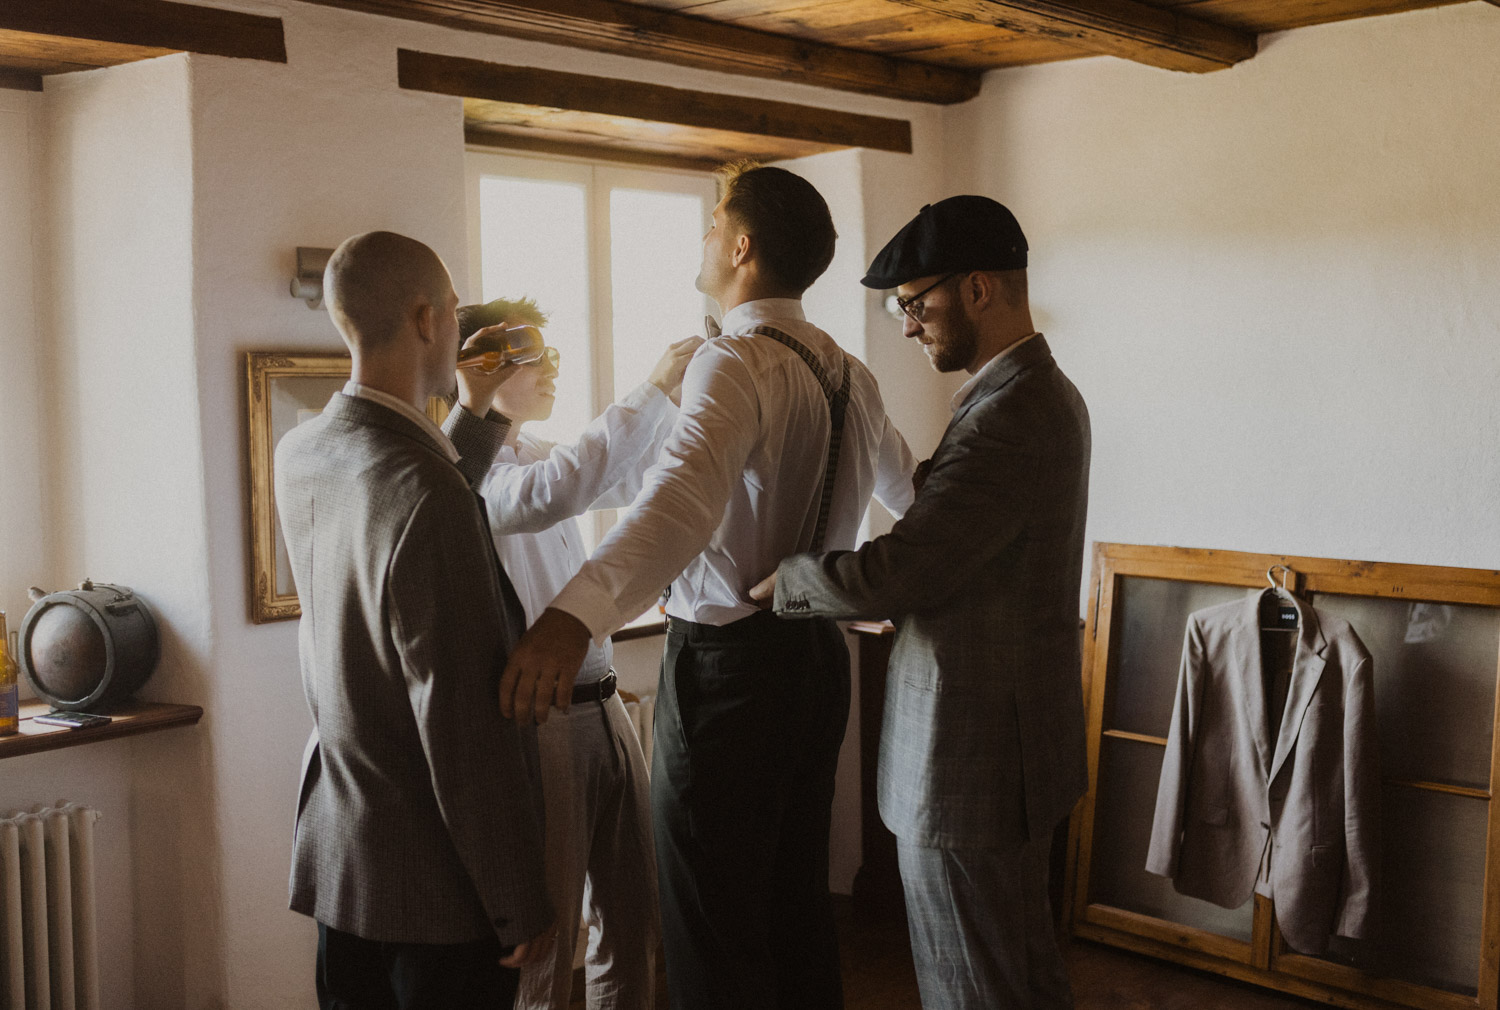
top-left (500, 163), bottom-right (916, 1009)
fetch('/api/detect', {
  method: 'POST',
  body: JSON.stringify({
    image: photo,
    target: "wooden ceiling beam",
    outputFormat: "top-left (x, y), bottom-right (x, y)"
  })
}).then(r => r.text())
top-left (465, 127), bottom-right (731, 173)
top-left (0, 67), bottom-right (44, 91)
top-left (300, 0), bottom-right (979, 104)
top-left (891, 0), bottom-right (1256, 72)
top-left (400, 47), bottom-right (913, 153)
top-left (0, 0), bottom-right (286, 64)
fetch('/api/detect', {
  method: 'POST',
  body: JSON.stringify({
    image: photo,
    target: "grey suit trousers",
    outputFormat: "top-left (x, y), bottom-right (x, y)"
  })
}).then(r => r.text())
top-left (897, 838), bottom-right (1073, 1010)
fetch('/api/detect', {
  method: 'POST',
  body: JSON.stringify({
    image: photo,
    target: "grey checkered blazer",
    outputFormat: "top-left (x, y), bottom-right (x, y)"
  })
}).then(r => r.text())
top-left (276, 393), bottom-right (552, 946)
top-left (775, 336), bottom-right (1091, 849)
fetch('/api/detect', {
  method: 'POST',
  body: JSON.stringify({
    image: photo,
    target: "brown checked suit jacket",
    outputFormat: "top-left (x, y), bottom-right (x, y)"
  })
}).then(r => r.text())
top-left (1146, 593), bottom-right (1379, 955)
top-left (276, 394), bottom-right (552, 947)
top-left (774, 335), bottom-right (1091, 850)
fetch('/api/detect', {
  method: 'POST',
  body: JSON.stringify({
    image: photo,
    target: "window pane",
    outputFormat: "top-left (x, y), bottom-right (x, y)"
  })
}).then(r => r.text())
top-left (1089, 735), bottom-right (1256, 943)
top-left (609, 188), bottom-right (708, 402)
top-left (477, 175), bottom-right (591, 445)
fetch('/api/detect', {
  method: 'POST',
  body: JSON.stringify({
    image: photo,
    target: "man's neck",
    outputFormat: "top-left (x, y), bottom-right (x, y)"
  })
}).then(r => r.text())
top-left (714, 279), bottom-right (798, 316)
top-left (964, 313), bottom-right (1038, 375)
top-left (350, 356), bottom-right (428, 413)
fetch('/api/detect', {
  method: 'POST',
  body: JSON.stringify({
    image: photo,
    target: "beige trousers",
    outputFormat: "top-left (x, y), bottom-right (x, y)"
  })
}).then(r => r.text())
top-left (517, 693), bottom-right (659, 1010)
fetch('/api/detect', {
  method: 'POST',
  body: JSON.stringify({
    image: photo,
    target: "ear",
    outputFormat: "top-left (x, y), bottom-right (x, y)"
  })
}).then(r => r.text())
top-left (412, 299), bottom-right (436, 346)
top-left (730, 232), bottom-right (752, 268)
top-left (963, 271), bottom-right (995, 312)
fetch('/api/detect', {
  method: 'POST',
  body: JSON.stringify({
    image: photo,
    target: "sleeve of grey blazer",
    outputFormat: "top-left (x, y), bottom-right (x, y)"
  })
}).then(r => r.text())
top-left (387, 480), bottom-right (552, 945)
top-left (443, 404), bottom-right (511, 489)
top-left (773, 378), bottom-right (1053, 619)
top-left (1145, 619), bottom-right (1206, 878)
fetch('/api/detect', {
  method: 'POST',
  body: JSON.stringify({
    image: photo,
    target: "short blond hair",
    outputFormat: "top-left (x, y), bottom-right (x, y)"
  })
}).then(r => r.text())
top-left (457, 296), bottom-right (549, 338)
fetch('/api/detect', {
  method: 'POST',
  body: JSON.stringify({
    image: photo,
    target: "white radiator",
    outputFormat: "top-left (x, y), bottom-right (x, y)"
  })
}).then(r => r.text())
top-left (622, 693), bottom-right (655, 771)
top-left (0, 805), bottom-right (101, 1010)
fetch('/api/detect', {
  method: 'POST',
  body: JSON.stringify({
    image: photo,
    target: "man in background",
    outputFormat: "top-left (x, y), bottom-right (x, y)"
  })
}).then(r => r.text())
top-left (455, 294), bottom-right (698, 1009)
top-left (754, 196), bottom-right (1092, 1010)
top-left (276, 231), bottom-right (553, 1008)
top-left (500, 165), bottom-right (916, 1009)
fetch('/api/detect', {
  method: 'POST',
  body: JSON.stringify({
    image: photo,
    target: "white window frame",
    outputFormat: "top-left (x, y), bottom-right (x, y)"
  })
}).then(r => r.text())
top-left (464, 149), bottom-right (719, 423)
top-left (464, 149), bottom-right (720, 553)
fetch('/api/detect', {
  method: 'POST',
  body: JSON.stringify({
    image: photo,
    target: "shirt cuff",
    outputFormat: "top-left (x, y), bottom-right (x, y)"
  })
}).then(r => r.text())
top-left (548, 578), bottom-right (626, 648)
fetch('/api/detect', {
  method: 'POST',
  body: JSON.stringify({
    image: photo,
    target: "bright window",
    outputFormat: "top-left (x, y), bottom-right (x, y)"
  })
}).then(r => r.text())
top-left (466, 151), bottom-right (718, 551)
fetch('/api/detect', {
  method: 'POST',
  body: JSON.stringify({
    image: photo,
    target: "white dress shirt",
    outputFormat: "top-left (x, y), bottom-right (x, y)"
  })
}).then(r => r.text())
top-left (342, 381), bottom-right (458, 463)
top-left (551, 298), bottom-right (917, 643)
top-left (482, 382), bottom-right (677, 682)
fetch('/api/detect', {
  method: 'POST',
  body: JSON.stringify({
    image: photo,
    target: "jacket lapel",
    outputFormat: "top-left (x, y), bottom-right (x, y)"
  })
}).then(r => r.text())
top-left (1234, 595), bottom-right (1274, 778)
top-left (1267, 594), bottom-right (1327, 786)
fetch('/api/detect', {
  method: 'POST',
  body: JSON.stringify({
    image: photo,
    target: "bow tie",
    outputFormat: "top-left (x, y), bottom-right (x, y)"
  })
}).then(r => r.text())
top-left (704, 315), bottom-right (722, 340)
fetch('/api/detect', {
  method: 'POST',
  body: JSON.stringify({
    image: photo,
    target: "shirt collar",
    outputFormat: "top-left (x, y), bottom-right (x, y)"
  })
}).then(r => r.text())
top-left (950, 332), bottom-right (1041, 413)
top-left (720, 298), bottom-right (806, 335)
top-left (342, 381), bottom-right (459, 463)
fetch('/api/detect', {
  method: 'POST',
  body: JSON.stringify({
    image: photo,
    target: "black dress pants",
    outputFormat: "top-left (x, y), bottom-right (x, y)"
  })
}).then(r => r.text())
top-left (315, 922), bottom-right (519, 1010)
top-left (652, 610), bottom-right (851, 1010)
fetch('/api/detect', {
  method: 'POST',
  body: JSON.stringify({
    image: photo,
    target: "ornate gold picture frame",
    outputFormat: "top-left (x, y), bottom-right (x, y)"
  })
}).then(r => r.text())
top-left (244, 351), bottom-right (451, 623)
top-left (245, 352), bottom-right (352, 623)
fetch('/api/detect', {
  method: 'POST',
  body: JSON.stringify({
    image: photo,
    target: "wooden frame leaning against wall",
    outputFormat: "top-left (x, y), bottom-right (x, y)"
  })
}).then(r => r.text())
top-left (1067, 543), bottom-right (1500, 1010)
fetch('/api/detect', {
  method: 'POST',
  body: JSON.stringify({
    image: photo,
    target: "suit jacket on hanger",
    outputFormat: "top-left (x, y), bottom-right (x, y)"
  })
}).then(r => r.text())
top-left (1145, 592), bottom-right (1379, 955)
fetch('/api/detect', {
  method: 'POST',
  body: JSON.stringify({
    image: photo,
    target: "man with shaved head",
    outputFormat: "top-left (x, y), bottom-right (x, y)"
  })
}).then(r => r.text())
top-left (276, 231), bottom-right (555, 1009)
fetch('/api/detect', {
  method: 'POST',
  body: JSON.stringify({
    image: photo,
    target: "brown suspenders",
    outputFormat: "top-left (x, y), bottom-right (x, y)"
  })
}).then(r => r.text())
top-left (744, 325), bottom-right (852, 553)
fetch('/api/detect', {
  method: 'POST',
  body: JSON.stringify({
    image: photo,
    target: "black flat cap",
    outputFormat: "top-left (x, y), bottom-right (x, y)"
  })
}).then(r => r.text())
top-left (861, 195), bottom-right (1028, 289)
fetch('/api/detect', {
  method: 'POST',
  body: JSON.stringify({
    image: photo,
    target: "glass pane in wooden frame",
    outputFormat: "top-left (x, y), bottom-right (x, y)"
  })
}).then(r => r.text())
top-left (1089, 735), bottom-right (1256, 942)
top-left (1311, 594), bottom-right (1499, 791)
top-left (1108, 577), bottom-right (1247, 738)
top-left (1300, 789), bottom-right (1486, 997)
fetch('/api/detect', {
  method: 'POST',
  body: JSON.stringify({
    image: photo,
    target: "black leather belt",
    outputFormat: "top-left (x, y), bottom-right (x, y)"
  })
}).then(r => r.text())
top-left (571, 669), bottom-right (617, 705)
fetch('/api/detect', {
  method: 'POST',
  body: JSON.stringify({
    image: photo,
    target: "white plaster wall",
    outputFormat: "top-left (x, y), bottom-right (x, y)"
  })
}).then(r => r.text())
top-left (0, 55), bottom-right (206, 1007)
top-left (0, 90), bottom-right (47, 638)
top-left (947, 4), bottom-right (1500, 585)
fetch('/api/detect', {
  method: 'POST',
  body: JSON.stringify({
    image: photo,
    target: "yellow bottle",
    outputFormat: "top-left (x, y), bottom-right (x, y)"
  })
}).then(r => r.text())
top-left (0, 611), bottom-right (18, 736)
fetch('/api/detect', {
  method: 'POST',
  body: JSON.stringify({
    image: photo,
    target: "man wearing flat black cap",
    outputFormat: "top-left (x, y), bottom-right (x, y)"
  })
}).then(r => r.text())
top-left (753, 195), bottom-right (1092, 1009)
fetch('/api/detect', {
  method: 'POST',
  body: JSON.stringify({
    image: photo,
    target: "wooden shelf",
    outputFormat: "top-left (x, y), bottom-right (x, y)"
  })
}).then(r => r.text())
top-left (1, 699), bottom-right (203, 760)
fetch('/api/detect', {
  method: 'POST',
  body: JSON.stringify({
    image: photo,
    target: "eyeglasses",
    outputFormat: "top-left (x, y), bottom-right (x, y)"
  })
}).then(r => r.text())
top-left (523, 346), bottom-right (560, 370)
top-left (890, 272), bottom-right (962, 323)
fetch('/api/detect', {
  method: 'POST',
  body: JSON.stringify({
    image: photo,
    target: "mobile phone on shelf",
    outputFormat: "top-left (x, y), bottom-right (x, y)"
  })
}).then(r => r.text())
top-left (33, 711), bottom-right (112, 729)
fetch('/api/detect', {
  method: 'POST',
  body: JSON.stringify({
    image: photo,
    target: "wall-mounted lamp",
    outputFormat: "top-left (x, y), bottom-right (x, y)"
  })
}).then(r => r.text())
top-left (290, 247), bottom-right (334, 309)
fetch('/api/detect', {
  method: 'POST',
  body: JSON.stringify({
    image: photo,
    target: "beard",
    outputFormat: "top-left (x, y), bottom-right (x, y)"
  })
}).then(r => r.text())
top-left (926, 306), bottom-right (980, 373)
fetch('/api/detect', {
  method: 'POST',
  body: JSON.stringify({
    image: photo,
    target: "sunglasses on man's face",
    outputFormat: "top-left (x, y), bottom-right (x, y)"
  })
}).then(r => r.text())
top-left (524, 346), bottom-right (561, 369)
